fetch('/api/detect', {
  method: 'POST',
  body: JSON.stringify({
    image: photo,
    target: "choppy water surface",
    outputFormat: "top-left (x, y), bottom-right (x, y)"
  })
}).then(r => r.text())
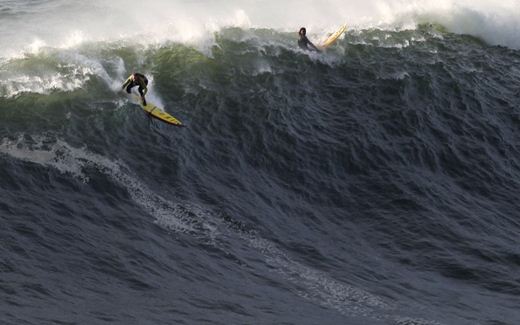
top-left (1, 1), bottom-right (520, 324)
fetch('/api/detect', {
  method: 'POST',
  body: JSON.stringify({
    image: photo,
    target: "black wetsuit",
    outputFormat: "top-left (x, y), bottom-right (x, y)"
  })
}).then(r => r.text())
top-left (125, 73), bottom-right (148, 95)
top-left (298, 35), bottom-right (319, 52)
top-left (122, 73), bottom-right (148, 105)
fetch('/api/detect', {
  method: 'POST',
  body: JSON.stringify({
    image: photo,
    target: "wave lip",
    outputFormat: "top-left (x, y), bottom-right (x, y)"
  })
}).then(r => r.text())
top-left (1, 0), bottom-right (520, 60)
top-left (384, 0), bottom-right (520, 49)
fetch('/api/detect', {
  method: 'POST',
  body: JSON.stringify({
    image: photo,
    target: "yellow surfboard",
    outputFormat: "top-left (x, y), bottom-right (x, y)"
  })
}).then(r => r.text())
top-left (132, 94), bottom-right (183, 127)
top-left (319, 24), bottom-right (347, 49)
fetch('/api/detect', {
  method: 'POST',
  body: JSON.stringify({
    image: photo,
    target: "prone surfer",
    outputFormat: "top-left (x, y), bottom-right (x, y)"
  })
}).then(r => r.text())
top-left (298, 27), bottom-right (320, 52)
top-left (122, 72), bottom-right (148, 106)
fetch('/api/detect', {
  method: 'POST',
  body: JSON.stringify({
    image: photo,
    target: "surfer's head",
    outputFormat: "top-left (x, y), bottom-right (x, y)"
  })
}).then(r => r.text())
top-left (299, 27), bottom-right (306, 36)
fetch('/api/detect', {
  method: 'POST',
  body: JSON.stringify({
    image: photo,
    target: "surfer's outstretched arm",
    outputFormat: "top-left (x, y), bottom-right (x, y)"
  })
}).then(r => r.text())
top-left (309, 41), bottom-right (321, 52)
top-left (121, 76), bottom-right (132, 90)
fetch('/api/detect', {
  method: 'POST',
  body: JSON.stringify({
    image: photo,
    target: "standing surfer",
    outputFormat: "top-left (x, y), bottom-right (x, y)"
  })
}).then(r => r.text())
top-left (122, 72), bottom-right (148, 106)
top-left (298, 27), bottom-right (320, 52)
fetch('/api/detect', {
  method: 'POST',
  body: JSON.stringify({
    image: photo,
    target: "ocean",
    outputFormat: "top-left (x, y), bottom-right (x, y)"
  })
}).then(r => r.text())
top-left (1, 1), bottom-right (519, 324)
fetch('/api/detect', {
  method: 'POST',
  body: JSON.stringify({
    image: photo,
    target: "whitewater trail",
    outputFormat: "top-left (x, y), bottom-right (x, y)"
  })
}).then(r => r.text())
top-left (0, 136), bottom-right (443, 325)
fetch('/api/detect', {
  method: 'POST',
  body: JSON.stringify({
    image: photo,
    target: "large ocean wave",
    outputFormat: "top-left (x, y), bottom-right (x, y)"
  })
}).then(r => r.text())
top-left (1, 1), bottom-right (520, 325)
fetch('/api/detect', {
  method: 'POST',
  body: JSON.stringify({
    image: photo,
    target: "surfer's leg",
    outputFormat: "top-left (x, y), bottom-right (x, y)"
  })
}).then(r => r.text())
top-left (138, 87), bottom-right (147, 106)
top-left (126, 83), bottom-right (134, 94)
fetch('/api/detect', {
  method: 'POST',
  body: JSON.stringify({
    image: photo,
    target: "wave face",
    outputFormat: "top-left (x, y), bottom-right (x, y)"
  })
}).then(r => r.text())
top-left (1, 1), bottom-right (520, 325)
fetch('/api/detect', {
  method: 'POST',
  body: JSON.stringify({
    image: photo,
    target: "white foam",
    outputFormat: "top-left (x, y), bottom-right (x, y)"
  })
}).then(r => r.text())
top-left (0, 0), bottom-right (519, 61)
top-left (379, 0), bottom-right (520, 49)
top-left (0, 68), bottom-right (91, 98)
top-left (0, 47), bottom-right (125, 98)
